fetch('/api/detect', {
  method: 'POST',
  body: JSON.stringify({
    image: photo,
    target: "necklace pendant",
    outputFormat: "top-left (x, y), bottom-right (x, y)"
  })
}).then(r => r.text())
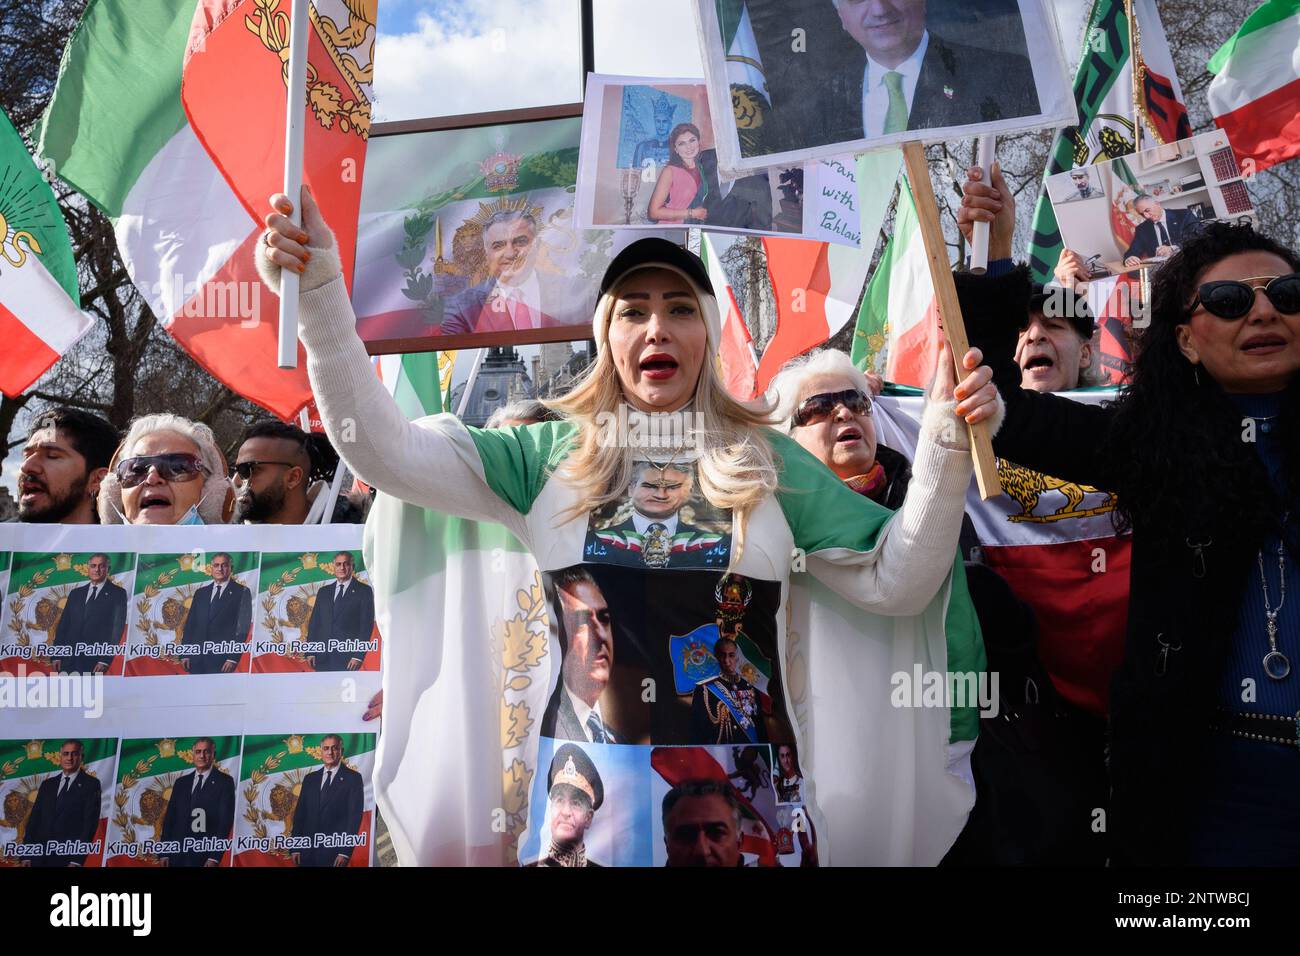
top-left (1263, 649), bottom-right (1292, 681)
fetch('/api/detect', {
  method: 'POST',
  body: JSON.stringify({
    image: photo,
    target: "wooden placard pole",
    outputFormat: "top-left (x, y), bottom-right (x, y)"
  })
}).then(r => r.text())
top-left (901, 141), bottom-right (1001, 500)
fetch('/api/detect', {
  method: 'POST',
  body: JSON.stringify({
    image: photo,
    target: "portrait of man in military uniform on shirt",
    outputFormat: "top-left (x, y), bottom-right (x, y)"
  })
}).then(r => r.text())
top-left (583, 459), bottom-right (731, 569)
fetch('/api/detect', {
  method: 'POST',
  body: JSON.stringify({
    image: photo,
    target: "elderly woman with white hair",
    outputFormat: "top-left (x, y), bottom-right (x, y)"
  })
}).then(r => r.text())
top-left (98, 413), bottom-right (232, 525)
top-left (769, 348), bottom-right (914, 509)
top-left (259, 188), bottom-right (998, 867)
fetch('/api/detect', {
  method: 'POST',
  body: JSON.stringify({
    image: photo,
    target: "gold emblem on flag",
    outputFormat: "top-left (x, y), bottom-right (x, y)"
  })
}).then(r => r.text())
top-left (245, 0), bottom-right (376, 140)
top-left (998, 459), bottom-right (1116, 523)
top-left (0, 211), bottom-right (42, 269)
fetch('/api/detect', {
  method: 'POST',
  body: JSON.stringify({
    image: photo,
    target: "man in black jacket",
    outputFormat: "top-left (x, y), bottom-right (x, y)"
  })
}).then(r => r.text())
top-left (21, 739), bottom-right (102, 867)
top-left (50, 553), bottom-right (128, 674)
top-left (181, 553), bottom-right (252, 673)
top-left (290, 734), bottom-right (365, 867)
top-left (305, 552), bottom-right (374, 671)
top-left (159, 737), bottom-right (235, 866)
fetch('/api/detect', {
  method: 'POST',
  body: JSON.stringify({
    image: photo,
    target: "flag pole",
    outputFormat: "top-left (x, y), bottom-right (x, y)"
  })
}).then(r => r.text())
top-left (277, 0), bottom-right (311, 369)
top-left (901, 141), bottom-right (1001, 499)
top-left (1125, 0), bottom-right (1143, 156)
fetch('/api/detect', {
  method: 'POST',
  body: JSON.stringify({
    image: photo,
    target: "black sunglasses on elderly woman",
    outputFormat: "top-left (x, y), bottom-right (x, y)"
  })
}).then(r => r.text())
top-left (115, 453), bottom-right (207, 489)
top-left (1189, 273), bottom-right (1300, 320)
top-left (792, 389), bottom-right (872, 428)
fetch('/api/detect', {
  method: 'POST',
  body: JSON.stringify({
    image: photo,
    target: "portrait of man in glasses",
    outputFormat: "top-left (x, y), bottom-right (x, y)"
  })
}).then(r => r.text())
top-left (179, 552), bottom-right (252, 674)
top-left (49, 552), bottom-right (128, 675)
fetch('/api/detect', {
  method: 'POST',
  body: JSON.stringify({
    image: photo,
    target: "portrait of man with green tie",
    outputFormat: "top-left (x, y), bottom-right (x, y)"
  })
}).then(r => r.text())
top-left (718, 0), bottom-right (1044, 159)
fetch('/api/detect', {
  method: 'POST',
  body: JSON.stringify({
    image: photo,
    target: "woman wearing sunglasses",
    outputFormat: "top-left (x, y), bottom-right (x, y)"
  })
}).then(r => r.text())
top-left (770, 349), bottom-right (911, 509)
top-left (98, 414), bottom-right (232, 525)
top-left (959, 223), bottom-right (1300, 865)
top-left (259, 187), bottom-right (1000, 866)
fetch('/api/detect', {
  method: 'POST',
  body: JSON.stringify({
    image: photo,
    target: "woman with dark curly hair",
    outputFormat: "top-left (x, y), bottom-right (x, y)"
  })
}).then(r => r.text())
top-left (957, 222), bottom-right (1300, 865)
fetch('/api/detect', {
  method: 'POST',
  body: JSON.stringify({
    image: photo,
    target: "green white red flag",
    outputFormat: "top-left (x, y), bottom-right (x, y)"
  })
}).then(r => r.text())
top-left (851, 177), bottom-right (939, 387)
top-left (1208, 0), bottom-right (1300, 172)
top-left (0, 107), bottom-right (91, 397)
top-left (37, 0), bottom-right (377, 420)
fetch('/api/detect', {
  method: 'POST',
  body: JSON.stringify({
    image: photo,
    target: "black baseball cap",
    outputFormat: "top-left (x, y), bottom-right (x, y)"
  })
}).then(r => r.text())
top-left (599, 237), bottom-right (714, 299)
top-left (1028, 283), bottom-right (1094, 340)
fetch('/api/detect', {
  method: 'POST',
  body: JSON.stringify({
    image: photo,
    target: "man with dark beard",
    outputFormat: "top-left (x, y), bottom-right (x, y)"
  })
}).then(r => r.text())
top-left (15, 410), bottom-right (119, 524)
top-left (231, 420), bottom-right (314, 524)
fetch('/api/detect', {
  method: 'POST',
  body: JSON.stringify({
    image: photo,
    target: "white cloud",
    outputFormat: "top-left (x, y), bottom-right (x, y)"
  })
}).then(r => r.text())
top-left (371, 0), bottom-right (706, 123)
top-left (372, 0), bottom-right (582, 122)
top-left (593, 0), bottom-right (704, 79)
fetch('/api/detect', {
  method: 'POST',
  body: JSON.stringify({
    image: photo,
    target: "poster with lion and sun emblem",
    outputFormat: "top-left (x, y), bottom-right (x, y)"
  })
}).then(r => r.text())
top-left (351, 114), bottom-right (683, 349)
top-left (0, 736), bottom-right (117, 868)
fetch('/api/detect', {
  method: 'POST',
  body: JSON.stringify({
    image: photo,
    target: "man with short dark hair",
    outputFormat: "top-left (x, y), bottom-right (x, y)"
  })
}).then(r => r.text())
top-left (16, 409), bottom-right (119, 524)
top-left (662, 778), bottom-right (743, 867)
top-left (51, 552), bottom-right (128, 674)
top-left (21, 739), bottom-right (102, 867)
top-left (180, 553), bottom-right (252, 673)
top-left (232, 420), bottom-right (314, 524)
top-left (159, 737), bottom-right (236, 866)
top-left (540, 568), bottom-right (621, 743)
top-left (290, 734), bottom-right (365, 867)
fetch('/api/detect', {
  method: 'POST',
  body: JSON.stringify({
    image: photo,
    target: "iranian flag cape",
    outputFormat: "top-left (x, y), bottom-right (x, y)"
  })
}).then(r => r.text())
top-left (873, 391), bottom-right (1130, 716)
top-left (365, 391), bottom-right (982, 865)
top-left (234, 732), bottom-right (375, 867)
top-left (0, 737), bottom-right (117, 868)
top-left (105, 735), bottom-right (241, 867)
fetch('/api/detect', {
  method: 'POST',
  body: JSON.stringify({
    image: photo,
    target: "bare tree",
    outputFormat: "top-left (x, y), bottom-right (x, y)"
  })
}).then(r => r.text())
top-left (1, 0), bottom-right (269, 470)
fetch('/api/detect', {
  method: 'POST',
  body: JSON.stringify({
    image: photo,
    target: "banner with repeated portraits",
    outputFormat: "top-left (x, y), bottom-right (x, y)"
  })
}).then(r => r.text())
top-left (0, 524), bottom-right (379, 869)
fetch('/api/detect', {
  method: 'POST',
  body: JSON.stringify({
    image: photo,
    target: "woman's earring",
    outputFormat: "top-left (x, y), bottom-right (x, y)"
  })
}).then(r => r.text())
top-left (1193, 365), bottom-right (1201, 387)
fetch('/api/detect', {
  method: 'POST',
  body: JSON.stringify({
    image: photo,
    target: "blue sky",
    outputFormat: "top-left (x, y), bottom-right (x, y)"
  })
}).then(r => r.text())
top-left (370, 0), bottom-right (704, 121)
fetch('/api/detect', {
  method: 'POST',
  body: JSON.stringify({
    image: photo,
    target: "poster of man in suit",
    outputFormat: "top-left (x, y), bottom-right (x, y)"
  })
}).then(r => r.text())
top-left (304, 551), bottom-right (376, 672)
top-left (289, 734), bottom-right (366, 867)
top-left (16, 739), bottom-right (108, 867)
top-left (540, 567), bottom-right (623, 744)
top-left (693, 0), bottom-right (1071, 169)
top-left (48, 553), bottom-right (130, 675)
top-left (179, 553), bottom-right (253, 674)
top-left (158, 737), bottom-right (237, 866)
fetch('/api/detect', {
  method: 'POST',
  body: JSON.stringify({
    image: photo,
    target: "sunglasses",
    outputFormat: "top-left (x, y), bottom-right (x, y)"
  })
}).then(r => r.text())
top-left (231, 460), bottom-right (298, 481)
top-left (115, 453), bottom-right (207, 489)
top-left (1189, 273), bottom-right (1300, 320)
top-left (792, 389), bottom-right (872, 428)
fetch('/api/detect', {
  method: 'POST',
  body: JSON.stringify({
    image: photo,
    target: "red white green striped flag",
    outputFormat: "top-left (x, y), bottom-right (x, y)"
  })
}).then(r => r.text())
top-left (0, 108), bottom-right (91, 397)
top-left (1208, 0), bottom-right (1300, 172)
top-left (37, 0), bottom-right (317, 419)
top-left (851, 177), bottom-right (940, 387)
